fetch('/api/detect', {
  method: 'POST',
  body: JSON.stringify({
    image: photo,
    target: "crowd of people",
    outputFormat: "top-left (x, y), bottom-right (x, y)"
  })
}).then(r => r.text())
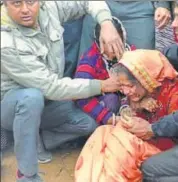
top-left (1, 1), bottom-right (178, 182)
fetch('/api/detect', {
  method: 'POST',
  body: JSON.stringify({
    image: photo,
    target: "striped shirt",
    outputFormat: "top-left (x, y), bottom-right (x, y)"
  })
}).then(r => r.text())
top-left (75, 42), bottom-right (118, 124)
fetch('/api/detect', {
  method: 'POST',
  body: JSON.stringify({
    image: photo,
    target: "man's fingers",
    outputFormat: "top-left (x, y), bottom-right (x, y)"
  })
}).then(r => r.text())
top-left (155, 14), bottom-right (162, 22)
top-left (156, 11), bottom-right (171, 29)
top-left (157, 17), bottom-right (168, 29)
top-left (115, 41), bottom-right (124, 60)
top-left (116, 38), bottom-right (124, 52)
top-left (99, 37), bottom-right (104, 54)
top-left (105, 40), bottom-right (124, 60)
top-left (105, 43), bottom-right (115, 60)
top-left (112, 42), bottom-right (121, 60)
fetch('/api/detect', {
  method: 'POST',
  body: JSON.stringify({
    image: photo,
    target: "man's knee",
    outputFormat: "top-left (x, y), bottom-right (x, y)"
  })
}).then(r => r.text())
top-left (76, 115), bottom-right (98, 136)
top-left (12, 89), bottom-right (44, 142)
top-left (141, 157), bottom-right (155, 177)
top-left (85, 117), bottom-right (98, 135)
top-left (16, 88), bottom-right (44, 114)
top-left (141, 154), bottom-right (163, 181)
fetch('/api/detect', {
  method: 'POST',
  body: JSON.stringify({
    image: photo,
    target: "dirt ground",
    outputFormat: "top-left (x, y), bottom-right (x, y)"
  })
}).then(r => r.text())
top-left (1, 146), bottom-right (81, 182)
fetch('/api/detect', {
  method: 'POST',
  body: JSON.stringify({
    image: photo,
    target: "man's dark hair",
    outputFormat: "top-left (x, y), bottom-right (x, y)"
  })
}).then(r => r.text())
top-left (94, 17), bottom-right (124, 46)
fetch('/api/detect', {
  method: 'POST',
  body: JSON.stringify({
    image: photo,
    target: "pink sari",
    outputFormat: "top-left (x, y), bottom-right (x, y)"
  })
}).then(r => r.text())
top-left (75, 123), bottom-right (160, 182)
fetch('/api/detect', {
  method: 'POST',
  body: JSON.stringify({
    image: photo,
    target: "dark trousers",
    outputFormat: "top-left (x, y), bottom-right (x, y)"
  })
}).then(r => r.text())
top-left (142, 145), bottom-right (178, 182)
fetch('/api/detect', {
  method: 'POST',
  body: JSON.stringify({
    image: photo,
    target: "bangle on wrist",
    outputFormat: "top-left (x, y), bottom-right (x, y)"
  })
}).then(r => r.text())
top-left (119, 105), bottom-right (129, 115)
top-left (112, 113), bottom-right (116, 126)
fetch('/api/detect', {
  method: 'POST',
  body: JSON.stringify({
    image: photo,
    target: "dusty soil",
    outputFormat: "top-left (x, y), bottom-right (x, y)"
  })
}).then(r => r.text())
top-left (1, 147), bottom-right (81, 182)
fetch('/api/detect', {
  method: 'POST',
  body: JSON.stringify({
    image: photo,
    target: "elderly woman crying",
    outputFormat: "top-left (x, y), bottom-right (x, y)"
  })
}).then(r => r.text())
top-left (74, 49), bottom-right (178, 182)
top-left (111, 49), bottom-right (178, 151)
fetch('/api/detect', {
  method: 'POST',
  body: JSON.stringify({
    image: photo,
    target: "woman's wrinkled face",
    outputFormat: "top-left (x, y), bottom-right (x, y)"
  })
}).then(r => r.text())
top-left (5, 0), bottom-right (40, 28)
top-left (117, 72), bottom-right (147, 102)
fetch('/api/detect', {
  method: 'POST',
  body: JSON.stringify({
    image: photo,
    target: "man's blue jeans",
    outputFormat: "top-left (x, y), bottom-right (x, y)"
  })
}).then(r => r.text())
top-left (63, 17), bottom-right (83, 78)
top-left (1, 88), bottom-right (97, 177)
top-left (142, 145), bottom-right (178, 182)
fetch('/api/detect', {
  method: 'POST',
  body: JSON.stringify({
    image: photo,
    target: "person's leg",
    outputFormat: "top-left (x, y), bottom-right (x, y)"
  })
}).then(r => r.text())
top-left (1, 88), bottom-right (44, 178)
top-left (142, 146), bottom-right (178, 182)
top-left (63, 17), bottom-right (84, 77)
top-left (107, 1), bottom-right (155, 49)
top-left (37, 133), bottom-right (52, 164)
top-left (121, 18), bottom-right (155, 49)
top-left (78, 15), bottom-right (96, 59)
top-left (40, 101), bottom-right (98, 150)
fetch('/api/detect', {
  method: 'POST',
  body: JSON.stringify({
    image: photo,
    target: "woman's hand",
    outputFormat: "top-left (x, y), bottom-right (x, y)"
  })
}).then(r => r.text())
top-left (155, 7), bottom-right (171, 29)
top-left (139, 97), bottom-right (159, 112)
top-left (130, 97), bottom-right (158, 112)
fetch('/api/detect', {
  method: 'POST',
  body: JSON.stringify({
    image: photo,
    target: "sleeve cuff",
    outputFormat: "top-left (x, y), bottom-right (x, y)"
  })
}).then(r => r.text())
top-left (96, 10), bottom-right (112, 25)
top-left (89, 80), bottom-right (102, 96)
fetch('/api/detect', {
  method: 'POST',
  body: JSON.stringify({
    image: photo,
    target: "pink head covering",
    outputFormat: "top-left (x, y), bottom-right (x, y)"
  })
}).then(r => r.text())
top-left (119, 50), bottom-right (178, 92)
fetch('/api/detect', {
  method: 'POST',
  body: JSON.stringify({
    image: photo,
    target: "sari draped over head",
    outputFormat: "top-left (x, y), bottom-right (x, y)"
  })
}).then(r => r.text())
top-left (119, 50), bottom-right (178, 151)
top-left (75, 123), bottom-right (160, 182)
top-left (119, 49), bottom-right (178, 93)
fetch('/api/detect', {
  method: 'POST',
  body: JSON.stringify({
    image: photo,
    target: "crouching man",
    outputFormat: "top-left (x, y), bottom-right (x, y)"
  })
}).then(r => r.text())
top-left (1, 1), bottom-right (123, 181)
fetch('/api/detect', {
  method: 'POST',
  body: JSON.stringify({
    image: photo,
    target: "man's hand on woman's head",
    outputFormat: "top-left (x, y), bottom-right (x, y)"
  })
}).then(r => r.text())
top-left (101, 74), bottom-right (121, 93)
top-left (155, 7), bottom-right (171, 29)
top-left (99, 20), bottom-right (124, 60)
